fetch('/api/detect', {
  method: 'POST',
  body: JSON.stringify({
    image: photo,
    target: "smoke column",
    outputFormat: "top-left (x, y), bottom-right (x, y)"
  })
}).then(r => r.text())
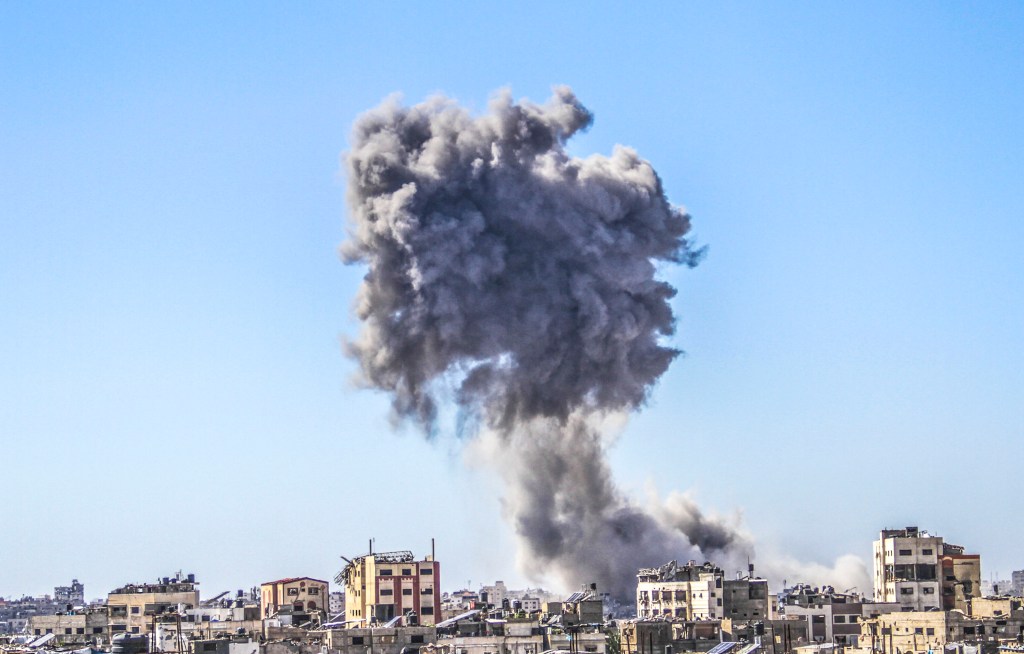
top-left (343, 87), bottom-right (863, 600)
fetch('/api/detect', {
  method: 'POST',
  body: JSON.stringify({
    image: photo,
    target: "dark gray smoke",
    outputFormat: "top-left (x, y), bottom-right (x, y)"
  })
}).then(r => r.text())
top-left (343, 87), bottom-right (738, 600)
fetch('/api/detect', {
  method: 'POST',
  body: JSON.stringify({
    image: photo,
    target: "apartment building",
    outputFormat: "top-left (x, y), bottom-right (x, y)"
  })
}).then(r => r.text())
top-left (338, 548), bottom-right (442, 626)
top-left (106, 574), bottom-right (199, 637)
top-left (873, 528), bottom-right (944, 611)
top-left (260, 577), bottom-right (329, 618)
top-left (636, 560), bottom-right (724, 620)
top-left (940, 544), bottom-right (981, 613)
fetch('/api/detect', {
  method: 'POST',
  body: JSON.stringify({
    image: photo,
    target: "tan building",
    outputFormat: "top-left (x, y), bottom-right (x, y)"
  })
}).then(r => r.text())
top-left (28, 610), bottom-right (108, 646)
top-left (338, 549), bottom-right (442, 626)
top-left (260, 577), bottom-right (330, 618)
top-left (873, 528), bottom-right (943, 611)
top-left (860, 609), bottom-right (1024, 654)
top-left (107, 575), bottom-right (199, 637)
top-left (636, 560), bottom-right (725, 620)
top-left (940, 544), bottom-right (981, 613)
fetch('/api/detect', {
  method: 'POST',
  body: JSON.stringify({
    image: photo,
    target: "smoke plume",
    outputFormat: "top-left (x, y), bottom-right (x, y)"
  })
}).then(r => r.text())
top-left (343, 87), bottom-right (864, 601)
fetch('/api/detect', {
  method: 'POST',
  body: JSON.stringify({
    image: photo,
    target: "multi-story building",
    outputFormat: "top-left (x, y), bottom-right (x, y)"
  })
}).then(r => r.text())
top-left (1012, 570), bottom-right (1024, 596)
top-left (860, 609), bottom-right (1024, 652)
top-left (338, 548), bottom-right (442, 626)
top-left (27, 609), bottom-right (107, 645)
top-left (106, 574), bottom-right (199, 637)
top-left (636, 560), bottom-right (724, 620)
top-left (259, 577), bottom-right (329, 618)
top-left (781, 585), bottom-right (901, 646)
top-left (54, 580), bottom-right (85, 608)
top-left (478, 581), bottom-right (508, 609)
top-left (722, 577), bottom-right (770, 621)
top-left (940, 544), bottom-right (981, 612)
top-left (873, 527), bottom-right (944, 611)
top-left (329, 591), bottom-right (346, 616)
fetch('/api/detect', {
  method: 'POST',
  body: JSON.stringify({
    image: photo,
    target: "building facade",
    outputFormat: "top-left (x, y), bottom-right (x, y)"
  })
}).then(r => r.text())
top-left (338, 549), bottom-right (442, 626)
top-left (873, 527), bottom-right (944, 611)
top-left (259, 578), bottom-right (329, 618)
top-left (106, 575), bottom-right (199, 637)
top-left (636, 561), bottom-right (724, 620)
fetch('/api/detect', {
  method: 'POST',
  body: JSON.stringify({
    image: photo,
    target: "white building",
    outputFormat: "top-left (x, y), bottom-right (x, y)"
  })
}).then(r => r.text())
top-left (873, 527), bottom-right (942, 611)
top-left (636, 561), bottom-right (724, 620)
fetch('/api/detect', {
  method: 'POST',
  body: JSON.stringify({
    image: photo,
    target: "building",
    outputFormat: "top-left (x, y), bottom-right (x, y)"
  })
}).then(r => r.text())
top-left (259, 577), bottom-right (329, 618)
top-left (54, 580), bottom-right (85, 608)
top-left (1013, 571), bottom-right (1024, 596)
top-left (27, 609), bottom-right (108, 646)
top-left (873, 527), bottom-right (944, 611)
top-left (860, 609), bottom-right (1024, 653)
top-left (781, 585), bottom-right (901, 646)
top-left (329, 591), bottom-right (345, 616)
top-left (722, 575), bottom-right (770, 622)
top-left (338, 547), bottom-right (442, 626)
top-left (940, 544), bottom-right (981, 613)
top-left (324, 625), bottom-right (437, 654)
top-left (107, 574), bottom-right (200, 637)
top-left (636, 560), bottom-right (725, 620)
top-left (478, 581), bottom-right (508, 609)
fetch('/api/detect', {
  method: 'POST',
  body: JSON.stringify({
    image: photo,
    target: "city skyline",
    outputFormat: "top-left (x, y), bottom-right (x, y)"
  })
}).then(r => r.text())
top-left (2, 3), bottom-right (1022, 599)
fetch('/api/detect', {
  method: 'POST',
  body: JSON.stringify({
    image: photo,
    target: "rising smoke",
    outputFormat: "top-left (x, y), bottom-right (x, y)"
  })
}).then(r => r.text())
top-left (343, 87), bottom-right (866, 601)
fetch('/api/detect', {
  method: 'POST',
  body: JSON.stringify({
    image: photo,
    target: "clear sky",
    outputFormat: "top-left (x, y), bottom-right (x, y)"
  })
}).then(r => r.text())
top-left (1, 2), bottom-right (1022, 600)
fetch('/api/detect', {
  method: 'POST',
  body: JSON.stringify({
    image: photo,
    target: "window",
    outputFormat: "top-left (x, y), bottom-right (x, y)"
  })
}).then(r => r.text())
top-left (901, 588), bottom-right (914, 595)
top-left (131, 627), bottom-right (140, 634)
top-left (411, 636), bottom-right (425, 644)
top-left (46, 630), bottom-right (53, 635)
top-left (914, 628), bottom-right (923, 635)
top-left (131, 606), bottom-right (140, 614)
top-left (76, 628), bottom-right (85, 635)
top-left (402, 569), bottom-right (412, 576)
top-left (849, 615), bottom-right (859, 623)
top-left (288, 588), bottom-right (299, 596)
top-left (420, 568), bottom-right (433, 575)
top-left (834, 616), bottom-right (846, 624)
top-left (421, 588), bottom-right (432, 595)
top-left (813, 616), bottom-right (825, 624)
top-left (926, 628), bottom-right (935, 636)
top-left (352, 637), bottom-right (365, 645)
top-left (403, 589), bottom-right (413, 596)
top-left (899, 549), bottom-right (913, 556)
top-left (716, 579), bottom-right (722, 588)
top-left (717, 599), bottom-right (722, 606)
top-left (421, 607), bottom-right (434, 615)
top-left (308, 587), bottom-right (319, 595)
top-left (380, 569), bottom-right (393, 576)
top-left (381, 589), bottom-right (393, 596)
top-left (923, 587), bottom-right (935, 594)
top-left (203, 644), bottom-right (218, 652)
top-left (922, 549), bottom-right (933, 555)
top-left (65, 628), bottom-right (73, 634)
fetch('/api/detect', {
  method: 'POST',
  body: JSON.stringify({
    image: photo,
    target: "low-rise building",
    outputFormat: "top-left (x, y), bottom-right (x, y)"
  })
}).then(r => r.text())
top-left (260, 578), bottom-right (330, 618)
top-left (27, 609), bottom-right (107, 646)
top-left (338, 548), bottom-right (442, 626)
top-left (637, 561), bottom-right (724, 620)
top-left (860, 609), bottom-right (1024, 653)
top-left (107, 574), bottom-right (200, 637)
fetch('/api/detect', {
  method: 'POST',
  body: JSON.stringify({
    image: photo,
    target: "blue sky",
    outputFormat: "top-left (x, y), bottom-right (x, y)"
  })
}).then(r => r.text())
top-left (1, 2), bottom-right (1021, 599)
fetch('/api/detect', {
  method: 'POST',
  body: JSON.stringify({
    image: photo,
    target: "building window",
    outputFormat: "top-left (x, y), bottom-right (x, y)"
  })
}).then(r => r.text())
top-left (901, 588), bottom-right (914, 595)
top-left (381, 589), bottom-right (393, 596)
top-left (93, 628), bottom-right (103, 634)
top-left (834, 616), bottom-right (846, 624)
top-left (402, 569), bottom-right (412, 576)
top-left (899, 549), bottom-right (913, 556)
top-left (352, 637), bottom-right (365, 645)
top-left (421, 607), bottom-right (434, 615)
top-left (926, 628), bottom-right (935, 636)
top-left (203, 644), bottom-right (218, 652)
top-left (403, 589), bottom-right (413, 596)
top-left (420, 568), bottom-right (433, 575)
top-left (131, 627), bottom-right (140, 634)
top-left (76, 628), bottom-right (85, 635)
top-left (923, 587), bottom-right (935, 594)
top-left (288, 588), bottom-right (299, 596)
top-left (421, 588), bottom-right (432, 595)
top-left (914, 628), bottom-right (923, 635)
top-left (411, 636), bottom-right (425, 644)
top-left (849, 616), bottom-right (859, 623)
top-left (65, 629), bottom-right (73, 634)
top-left (922, 549), bottom-right (933, 555)
top-left (308, 588), bottom-right (319, 595)
top-left (131, 607), bottom-right (140, 614)
top-left (380, 569), bottom-right (393, 576)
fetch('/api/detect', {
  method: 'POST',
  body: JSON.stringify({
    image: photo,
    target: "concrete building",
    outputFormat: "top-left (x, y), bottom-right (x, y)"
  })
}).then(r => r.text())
top-left (970, 597), bottom-right (1022, 618)
top-left (338, 548), bottom-right (442, 626)
top-left (636, 561), bottom-right (724, 620)
top-left (873, 527), bottom-right (943, 611)
top-left (324, 625), bottom-right (437, 654)
top-left (939, 544), bottom-right (981, 613)
top-left (260, 578), bottom-right (330, 618)
top-left (478, 582), bottom-right (508, 609)
top-left (1013, 571), bottom-right (1024, 596)
top-left (619, 620), bottom-right (725, 654)
top-left (107, 574), bottom-right (200, 637)
top-left (329, 591), bottom-right (345, 616)
top-left (860, 609), bottom-right (1024, 654)
top-left (722, 577), bottom-right (770, 622)
top-left (27, 609), bottom-right (107, 646)
top-left (54, 580), bottom-right (85, 608)
top-left (781, 585), bottom-right (901, 646)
